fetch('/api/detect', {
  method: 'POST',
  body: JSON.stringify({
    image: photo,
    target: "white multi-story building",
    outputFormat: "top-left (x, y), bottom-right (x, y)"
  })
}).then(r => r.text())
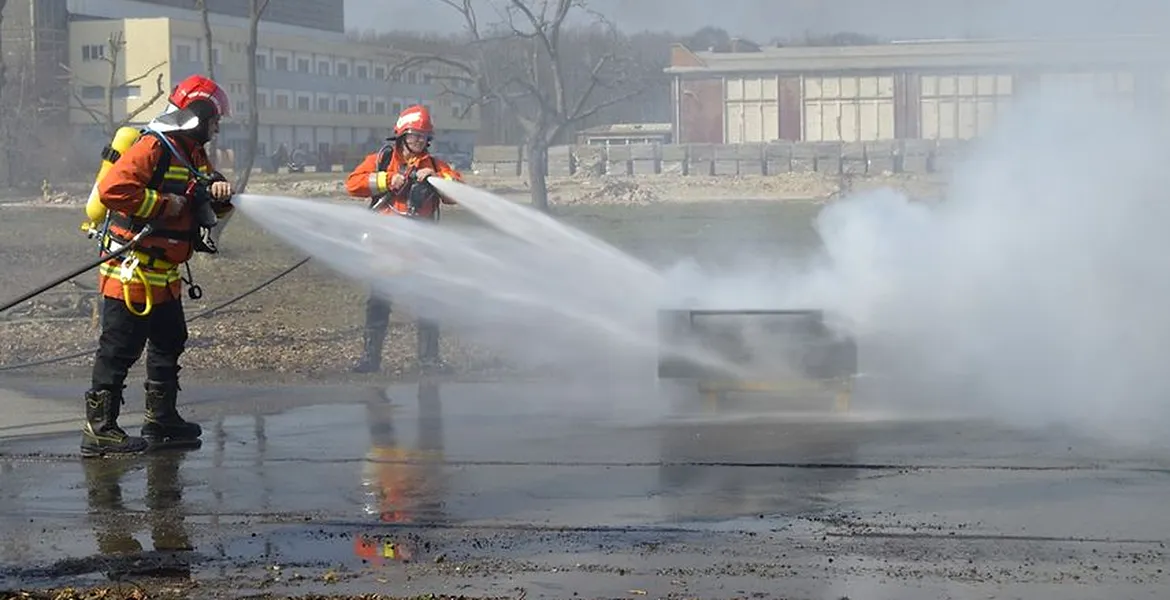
top-left (67, 0), bottom-right (479, 168)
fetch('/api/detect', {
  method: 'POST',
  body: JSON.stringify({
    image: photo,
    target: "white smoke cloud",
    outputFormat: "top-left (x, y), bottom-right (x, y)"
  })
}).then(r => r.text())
top-left (704, 81), bottom-right (1170, 446)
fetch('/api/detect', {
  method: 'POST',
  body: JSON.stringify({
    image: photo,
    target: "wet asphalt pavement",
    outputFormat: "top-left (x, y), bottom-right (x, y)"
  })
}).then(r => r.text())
top-left (0, 376), bottom-right (1168, 599)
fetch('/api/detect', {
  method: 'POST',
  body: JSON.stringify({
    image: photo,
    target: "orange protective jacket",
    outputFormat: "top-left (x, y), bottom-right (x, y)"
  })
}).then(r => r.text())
top-left (345, 146), bottom-right (462, 219)
top-left (96, 133), bottom-right (232, 306)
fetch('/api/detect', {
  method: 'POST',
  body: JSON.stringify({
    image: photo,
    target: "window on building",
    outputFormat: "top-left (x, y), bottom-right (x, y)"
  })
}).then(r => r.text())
top-left (82, 44), bottom-right (105, 62)
top-left (112, 85), bottom-right (140, 99)
top-left (406, 71), bottom-right (416, 84)
top-left (80, 85), bottom-right (103, 100)
top-left (392, 102), bottom-right (402, 115)
top-left (356, 65), bottom-right (368, 79)
top-left (275, 94), bottom-right (290, 109)
top-left (357, 99), bottom-right (369, 114)
top-left (174, 44), bottom-right (192, 63)
top-left (297, 96), bottom-right (311, 111)
top-left (337, 63), bottom-right (349, 77)
top-left (317, 97), bottom-right (331, 112)
top-left (337, 98), bottom-right (349, 113)
top-left (274, 55), bottom-right (289, 71)
top-left (374, 100), bottom-right (386, 115)
top-left (298, 58), bottom-right (310, 73)
top-left (211, 47), bottom-right (221, 65)
top-left (375, 66), bottom-right (386, 80)
top-left (255, 54), bottom-right (267, 70)
top-left (257, 93), bottom-right (269, 109)
top-left (318, 61), bottom-right (330, 75)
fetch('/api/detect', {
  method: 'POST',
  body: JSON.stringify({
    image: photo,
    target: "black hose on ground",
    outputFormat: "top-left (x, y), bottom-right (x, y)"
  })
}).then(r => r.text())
top-left (0, 225), bottom-right (153, 314)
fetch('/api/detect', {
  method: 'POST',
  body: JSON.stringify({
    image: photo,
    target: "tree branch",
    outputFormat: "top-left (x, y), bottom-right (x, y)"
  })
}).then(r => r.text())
top-left (123, 60), bottom-right (168, 85)
top-left (70, 90), bottom-right (107, 126)
top-left (567, 52), bottom-right (611, 120)
top-left (121, 73), bottom-right (167, 125)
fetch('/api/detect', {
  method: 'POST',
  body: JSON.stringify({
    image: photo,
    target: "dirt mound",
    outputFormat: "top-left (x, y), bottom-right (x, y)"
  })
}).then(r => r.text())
top-left (247, 178), bottom-right (347, 199)
top-left (563, 178), bottom-right (660, 206)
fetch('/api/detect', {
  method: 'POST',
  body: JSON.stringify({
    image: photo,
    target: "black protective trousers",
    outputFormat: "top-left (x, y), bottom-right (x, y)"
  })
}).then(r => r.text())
top-left (364, 293), bottom-right (440, 360)
top-left (91, 296), bottom-right (189, 391)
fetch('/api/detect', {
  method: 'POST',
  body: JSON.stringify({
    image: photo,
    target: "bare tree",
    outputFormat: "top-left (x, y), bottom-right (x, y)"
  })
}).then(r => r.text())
top-left (234, 0), bottom-right (269, 194)
top-left (0, 0), bottom-right (8, 185)
top-left (206, 0), bottom-right (268, 249)
top-left (391, 0), bottom-right (649, 212)
top-left (0, 0), bottom-right (7, 112)
top-left (194, 0), bottom-right (217, 158)
top-left (65, 31), bottom-right (167, 136)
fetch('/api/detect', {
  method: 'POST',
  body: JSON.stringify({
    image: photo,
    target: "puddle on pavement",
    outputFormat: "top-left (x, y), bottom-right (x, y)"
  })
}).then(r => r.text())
top-left (4, 379), bottom-right (1167, 588)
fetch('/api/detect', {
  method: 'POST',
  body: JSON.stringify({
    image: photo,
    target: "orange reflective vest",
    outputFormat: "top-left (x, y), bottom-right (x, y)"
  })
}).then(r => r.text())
top-left (95, 132), bottom-right (231, 306)
top-left (345, 145), bottom-right (462, 220)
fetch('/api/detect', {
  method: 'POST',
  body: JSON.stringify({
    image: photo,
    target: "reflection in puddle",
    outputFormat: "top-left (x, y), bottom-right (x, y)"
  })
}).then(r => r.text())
top-left (81, 449), bottom-right (196, 579)
top-left (355, 380), bottom-right (445, 564)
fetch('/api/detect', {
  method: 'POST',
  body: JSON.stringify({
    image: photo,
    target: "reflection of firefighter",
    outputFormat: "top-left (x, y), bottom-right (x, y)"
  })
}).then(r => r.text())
top-left (354, 380), bottom-right (444, 564)
top-left (82, 450), bottom-right (194, 578)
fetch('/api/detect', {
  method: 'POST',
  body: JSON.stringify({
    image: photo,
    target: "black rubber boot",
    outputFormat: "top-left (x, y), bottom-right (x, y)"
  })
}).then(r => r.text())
top-left (141, 380), bottom-right (202, 450)
top-left (417, 321), bottom-right (449, 374)
top-left (80, 388), bottom-right (148, 458)
top-left (352, 327), bottom-right (388, 374)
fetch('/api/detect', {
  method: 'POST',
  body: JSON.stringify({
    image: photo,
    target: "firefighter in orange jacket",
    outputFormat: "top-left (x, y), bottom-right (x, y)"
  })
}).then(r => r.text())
top-left (81, 74), bottom-right (234, 458)
top-left (345, 105), bottom-right (463, 374)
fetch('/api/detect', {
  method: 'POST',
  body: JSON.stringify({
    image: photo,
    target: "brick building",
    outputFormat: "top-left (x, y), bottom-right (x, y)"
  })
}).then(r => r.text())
top-left (666, 36), bottom-right (1170, 144)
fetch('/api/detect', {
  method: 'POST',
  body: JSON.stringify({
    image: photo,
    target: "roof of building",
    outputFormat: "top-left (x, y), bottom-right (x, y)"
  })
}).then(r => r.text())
top-left (665, 35), bottom-right (1170, 75)
top-left (579, 123), bottom-right (673, 136)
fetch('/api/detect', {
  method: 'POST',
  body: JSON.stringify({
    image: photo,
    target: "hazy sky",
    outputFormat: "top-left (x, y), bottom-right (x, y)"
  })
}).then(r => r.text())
top-left (344, 0), bottom-right (1169, 41)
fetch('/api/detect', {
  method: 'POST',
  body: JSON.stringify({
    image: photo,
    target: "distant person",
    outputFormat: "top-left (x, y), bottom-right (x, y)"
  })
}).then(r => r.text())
top-left (344, 105), bottom-right (463, 374)
top-left (81, 74), bottom-right (235, 457)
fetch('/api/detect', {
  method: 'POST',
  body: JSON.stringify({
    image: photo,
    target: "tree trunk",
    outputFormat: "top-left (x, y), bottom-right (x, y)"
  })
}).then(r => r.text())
top-left (198, 0), bottom-right (217, 159)
top-left (527, 138), bottom-right (549, 212)
top-left (233, 2), bottom-right (262, 194)
top-left (213, 0), bottom-right (261, 248)
top-left (0, 0), bottom-right (6, 109)
top-left (0, 0), bottom-right (9, 186)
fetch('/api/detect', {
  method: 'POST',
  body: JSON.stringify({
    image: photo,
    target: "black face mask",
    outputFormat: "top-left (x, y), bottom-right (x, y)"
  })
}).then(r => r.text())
top-left (185, 99), bottom-right (219, 144)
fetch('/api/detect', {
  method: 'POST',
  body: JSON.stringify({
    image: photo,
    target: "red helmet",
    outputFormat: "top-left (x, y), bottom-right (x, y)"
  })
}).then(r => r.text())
top-left (169, 74), bottom-right (231, 118)
top-left (394, 105), bottom-right (433, 138)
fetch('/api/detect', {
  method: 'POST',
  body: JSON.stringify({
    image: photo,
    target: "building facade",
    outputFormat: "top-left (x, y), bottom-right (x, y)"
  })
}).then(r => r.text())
top-left (68, 0), bottom-right (345, 34)
top-left (68, 12), bottom-right (479, 167)
top-left (1, 0), bottom-right (70, 112)
top-left (666, 36), bottom-right (1170, 144)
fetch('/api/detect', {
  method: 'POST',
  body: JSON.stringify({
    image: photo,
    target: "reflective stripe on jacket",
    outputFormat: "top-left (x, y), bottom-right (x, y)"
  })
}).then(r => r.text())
top-left (95, 133), bottom-right (218, 305)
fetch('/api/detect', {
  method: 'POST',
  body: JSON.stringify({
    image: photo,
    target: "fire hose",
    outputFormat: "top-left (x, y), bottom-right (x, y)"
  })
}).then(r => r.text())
top-left (0, 224), bottom-right (156, 315)
top-left (0, 255), bottom-right (311, 372)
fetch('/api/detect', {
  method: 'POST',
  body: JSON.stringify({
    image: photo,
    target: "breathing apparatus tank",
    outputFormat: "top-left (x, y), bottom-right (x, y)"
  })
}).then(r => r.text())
top-left (81, 126), bottom-right (142, 237)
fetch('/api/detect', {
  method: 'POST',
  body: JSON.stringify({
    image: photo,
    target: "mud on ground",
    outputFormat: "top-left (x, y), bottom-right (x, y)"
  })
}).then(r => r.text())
top-left (0, 590), bottom-right (482, 600)
top-left (0, 171), bottom-right (941, 385)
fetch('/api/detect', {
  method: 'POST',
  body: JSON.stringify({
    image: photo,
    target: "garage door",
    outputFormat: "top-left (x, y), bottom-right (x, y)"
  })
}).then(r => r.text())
top-left (1039, 71), bottom-right (1134, 108)
top-left (803, 75), bottom-right (895, 142)
top-left (724, 76), bottom-right (780, 143)
top-left (920, 74), bottom-right (1012, 140)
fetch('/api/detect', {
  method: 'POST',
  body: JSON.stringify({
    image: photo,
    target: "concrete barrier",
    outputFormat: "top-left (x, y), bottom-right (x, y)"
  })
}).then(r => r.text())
top-left (471, 140), bottom-right (978, 178)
